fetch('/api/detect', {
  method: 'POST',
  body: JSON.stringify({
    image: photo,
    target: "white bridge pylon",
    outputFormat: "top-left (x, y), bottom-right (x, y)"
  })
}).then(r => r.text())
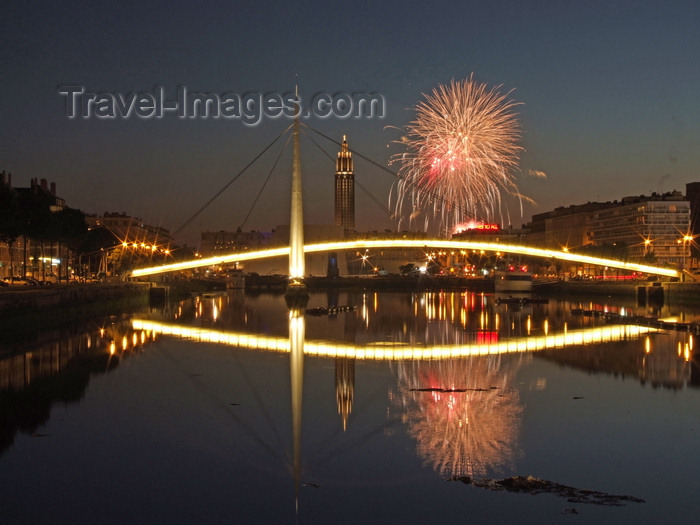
top-left (130, 239), bottom-right (679, 278)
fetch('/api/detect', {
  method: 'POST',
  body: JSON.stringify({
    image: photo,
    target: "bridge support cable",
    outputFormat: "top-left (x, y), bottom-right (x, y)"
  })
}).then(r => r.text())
top-left (174, 123), bottom-right (294, 236)
top-left (240, 131), bottom-right (294, 230)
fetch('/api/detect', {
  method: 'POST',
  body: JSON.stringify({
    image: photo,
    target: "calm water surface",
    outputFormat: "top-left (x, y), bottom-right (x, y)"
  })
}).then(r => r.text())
top-left (1, 290), bottom-right (699, 524)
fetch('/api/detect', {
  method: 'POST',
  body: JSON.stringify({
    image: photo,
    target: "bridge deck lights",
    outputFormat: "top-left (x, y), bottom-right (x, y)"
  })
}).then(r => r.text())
top-left (130, 240), bottom-right (680, 279)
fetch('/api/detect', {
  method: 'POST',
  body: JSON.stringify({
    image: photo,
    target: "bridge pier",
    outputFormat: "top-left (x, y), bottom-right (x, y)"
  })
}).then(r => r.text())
top-left (637, 283), bottom-right (664, 306)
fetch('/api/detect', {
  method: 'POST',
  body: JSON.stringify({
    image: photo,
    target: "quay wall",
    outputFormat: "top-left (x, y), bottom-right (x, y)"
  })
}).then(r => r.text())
top-left (0, 283), bottom-right (150, 316)
top-left (536, 280), bottom-right (638, 298)
top-left (303, 275), bottom-right (494, 292)
top-left (536, 280), bottom-right (700, 305)
top-left (662, 282), bottom-right (700, 306)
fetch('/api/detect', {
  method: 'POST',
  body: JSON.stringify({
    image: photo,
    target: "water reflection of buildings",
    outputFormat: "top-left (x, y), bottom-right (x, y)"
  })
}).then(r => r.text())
top-left (133, 284), bottom-right (700, 489)
top-left (538, 331), bottom-right (698, 390)
top-left (538, 298), bottom-right (699, 389)
top-left (642, 334), bottom-right (695, 388)
top-left (6, 289), bottom-right (697, 503)
top-left (135, 290), bottom-right (700, 439)
top-left (0, 317), bottom-right (156, 455)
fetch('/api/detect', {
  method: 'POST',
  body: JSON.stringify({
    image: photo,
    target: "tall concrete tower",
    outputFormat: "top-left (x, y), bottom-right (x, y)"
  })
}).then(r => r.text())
top-left (285, 92), bottom-right (308, 305)
top-left (335, 135), bottom-right (354, 233)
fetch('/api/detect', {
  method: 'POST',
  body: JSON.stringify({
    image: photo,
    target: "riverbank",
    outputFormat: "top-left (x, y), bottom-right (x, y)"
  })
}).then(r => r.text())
top-left (0, 282), bottom-right (150, 314)
top-left (244, 275), bottom-right (700, 306)
top-left (0, 283), bottom-right (151, 342)
top-left (163, 274), bottom-right (700, 304)
top-left (246, 274), bottom-right (495, 293)
top-left (535, 279), bottom-right (700, 306)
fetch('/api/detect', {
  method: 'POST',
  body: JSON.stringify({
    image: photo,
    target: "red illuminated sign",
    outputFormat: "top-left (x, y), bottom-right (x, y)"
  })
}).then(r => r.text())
top-left (475, 223), bottom-right (500, 231)
top-left (453, 222), bottom-right (501, 235)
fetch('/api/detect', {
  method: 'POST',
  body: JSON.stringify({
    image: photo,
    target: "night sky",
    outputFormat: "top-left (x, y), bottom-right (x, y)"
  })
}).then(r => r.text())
top-left (2, 0), bottom-right (699, 245)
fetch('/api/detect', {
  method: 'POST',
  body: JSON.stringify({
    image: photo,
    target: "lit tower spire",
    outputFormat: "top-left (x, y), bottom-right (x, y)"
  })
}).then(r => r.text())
top-left (335, 135), bottom-right (355, 233)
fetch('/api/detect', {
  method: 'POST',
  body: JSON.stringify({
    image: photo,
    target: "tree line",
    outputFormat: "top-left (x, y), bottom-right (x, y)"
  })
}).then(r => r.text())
top-left (0, 173), bottom-right (117, 281)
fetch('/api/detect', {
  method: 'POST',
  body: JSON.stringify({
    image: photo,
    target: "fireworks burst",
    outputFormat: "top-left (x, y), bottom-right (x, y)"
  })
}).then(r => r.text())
top-left (391, 75), bottom-right (525, 231)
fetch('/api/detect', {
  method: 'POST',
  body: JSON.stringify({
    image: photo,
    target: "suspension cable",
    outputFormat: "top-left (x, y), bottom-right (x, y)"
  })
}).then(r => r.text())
top-left (300, 126), bottom-right (393, 218)
top-left (239, 130), bottom-right (294, 229)
top-left (174, 123), bottom-right (294, 235)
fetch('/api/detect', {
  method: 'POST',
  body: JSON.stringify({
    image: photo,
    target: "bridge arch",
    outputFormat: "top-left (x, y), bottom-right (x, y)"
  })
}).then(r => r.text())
top-left (131, 239), bottom-right (678, 278)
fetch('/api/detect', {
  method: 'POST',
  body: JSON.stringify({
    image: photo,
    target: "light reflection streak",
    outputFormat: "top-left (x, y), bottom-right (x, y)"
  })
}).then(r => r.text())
top-left (288, 307), bottom-right (305, 501)
top-left (130, 319), bottom-right (657, 360)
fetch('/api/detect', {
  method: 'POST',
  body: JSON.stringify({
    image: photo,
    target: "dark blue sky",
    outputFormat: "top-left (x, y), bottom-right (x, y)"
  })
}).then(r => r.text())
top-left (2, 0), bottom-right (699, 244)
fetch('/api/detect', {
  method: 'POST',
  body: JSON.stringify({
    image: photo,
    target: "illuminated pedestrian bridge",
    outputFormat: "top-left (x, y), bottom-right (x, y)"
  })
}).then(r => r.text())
top-left (130, 239), bottom-right (679, 279)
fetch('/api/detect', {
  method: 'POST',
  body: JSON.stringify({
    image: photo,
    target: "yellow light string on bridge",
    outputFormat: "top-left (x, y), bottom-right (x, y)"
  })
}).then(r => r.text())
top-left (130, 240), bottom-right (679, 278)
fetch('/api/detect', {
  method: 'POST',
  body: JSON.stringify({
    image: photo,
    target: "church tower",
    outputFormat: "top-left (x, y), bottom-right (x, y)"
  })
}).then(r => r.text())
top-left (335, 135), bottom-right (354, 233)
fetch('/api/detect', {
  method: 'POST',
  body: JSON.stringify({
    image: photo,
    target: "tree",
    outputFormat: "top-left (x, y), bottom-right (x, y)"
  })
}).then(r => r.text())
top-left (399, 263), bottom-right (417, 275)
top-left (639, 250), bottom-right (657, 264)
top-left (77, 227), bottom-right (119, 278)
top-left (49, 207), bottom-right (88, 281)
top-left (0, 181), bottom-right (21, 276)
top-left (17, 189), bottom-right (52, 277)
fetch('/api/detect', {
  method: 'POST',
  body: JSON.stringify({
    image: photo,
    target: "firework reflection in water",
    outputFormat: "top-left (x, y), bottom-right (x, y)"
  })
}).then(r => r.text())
top-left (391, 76), bottom-right (525, 232)
top-left (392, 355), bottom-right (524, 479)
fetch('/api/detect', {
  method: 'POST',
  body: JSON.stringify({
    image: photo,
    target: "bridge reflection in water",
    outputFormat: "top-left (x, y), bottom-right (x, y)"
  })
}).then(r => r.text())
top-left (0, 293), bottom-right (693, 516)
top-left (129, 292), bottom-right (673, 495)
top-left (131, 317), bottom-right (657, 359)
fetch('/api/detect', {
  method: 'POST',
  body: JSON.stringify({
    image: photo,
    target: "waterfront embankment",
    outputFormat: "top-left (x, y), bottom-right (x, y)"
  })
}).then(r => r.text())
top-left (0, 282), bottom-right (150, 315)
top-left (0, 283), bottom-right (151, 341)
top-left (245, 274), bottom-right (494, 293)
top-left (535, 279), bottom-right (700, 306)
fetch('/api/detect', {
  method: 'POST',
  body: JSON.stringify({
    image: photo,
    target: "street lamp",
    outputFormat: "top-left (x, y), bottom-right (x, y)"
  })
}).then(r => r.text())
top-left (683, 235), bottom-right (693, 271)
top-left (678, 234), bottom-right (693, 273)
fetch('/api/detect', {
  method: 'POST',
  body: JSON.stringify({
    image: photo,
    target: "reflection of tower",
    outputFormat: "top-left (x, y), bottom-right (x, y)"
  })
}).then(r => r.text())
top-left (330, 291), bottom-right (356, 430)
top-left (335, 359), bottom-right (355, 431)
top-left (335, 135), bottom-right (354, 233)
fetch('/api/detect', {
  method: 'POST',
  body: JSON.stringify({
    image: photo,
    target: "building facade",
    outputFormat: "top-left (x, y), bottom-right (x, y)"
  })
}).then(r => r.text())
top-left (94, 212), bottom-right (172, 248)
top-left (199, 229), bottom-right (271, 256)
top-left (588, 192), bottom-right (690, 266)
top-left (86, 212), bottom-right (173, 277)
top-left (527, 202), bottom-right (616, 250)
top-left (0, 174), bottom-right (68, 279)
top-left (526, 190), bottom-right (693, 269)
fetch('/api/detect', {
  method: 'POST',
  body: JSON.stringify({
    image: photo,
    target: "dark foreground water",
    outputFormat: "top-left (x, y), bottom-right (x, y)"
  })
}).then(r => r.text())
top-left (1, 290), bottom-right (699, 524)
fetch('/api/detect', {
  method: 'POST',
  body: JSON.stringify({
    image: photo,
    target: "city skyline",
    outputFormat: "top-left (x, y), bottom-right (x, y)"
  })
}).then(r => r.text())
top-left (2, 1), bottom-right (699, 246)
